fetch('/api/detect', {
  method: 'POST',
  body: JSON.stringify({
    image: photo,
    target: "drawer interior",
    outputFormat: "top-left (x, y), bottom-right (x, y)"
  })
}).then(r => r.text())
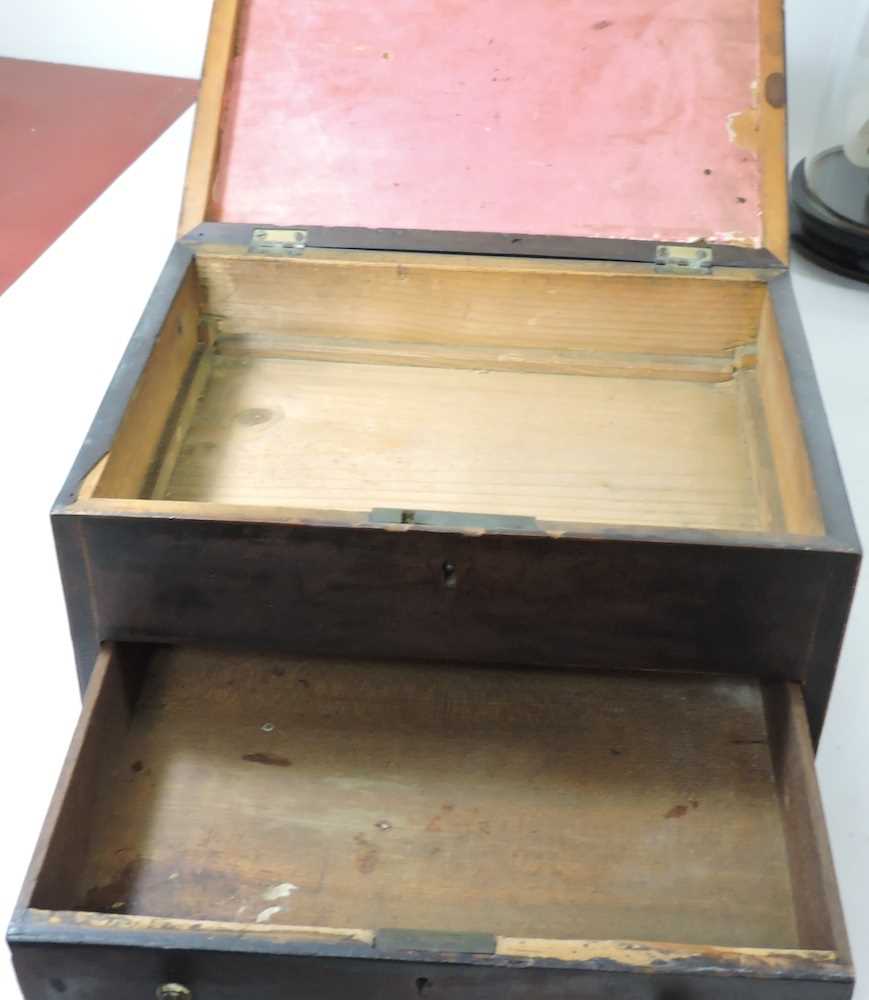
top-left (87, 250), bottom-right (824, 537)
top-left (22, 643), bottom-right (848, 962)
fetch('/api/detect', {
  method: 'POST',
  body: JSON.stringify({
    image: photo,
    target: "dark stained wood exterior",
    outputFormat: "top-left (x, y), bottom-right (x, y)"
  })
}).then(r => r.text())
top-left (58, 508), bottom-right (857, 744)
top-left (764, 278), bottom-right (861, 736)
top-left (9, 935), bottom-right (855, 1000)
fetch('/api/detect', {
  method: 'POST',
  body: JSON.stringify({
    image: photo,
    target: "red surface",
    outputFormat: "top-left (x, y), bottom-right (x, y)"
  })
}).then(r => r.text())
top-left (214, 0), bottom-right (763, 247)
top-left (0, 58), bottom-right (197, 294)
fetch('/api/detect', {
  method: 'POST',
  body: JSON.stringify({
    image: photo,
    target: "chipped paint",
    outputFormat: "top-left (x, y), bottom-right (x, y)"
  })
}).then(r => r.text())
top-left (706, 230), bottom-right (761, 248)
top-left (263, 882), bottom-right (299, 902)
top-left (726, 107), bottom-right (759, 152)
top-left (256, 906), bottom-right (283, 924)
top-left (496, 937), bottom-right (846, 978)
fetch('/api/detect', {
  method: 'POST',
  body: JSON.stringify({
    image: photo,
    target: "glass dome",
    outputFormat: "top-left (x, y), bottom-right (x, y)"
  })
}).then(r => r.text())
top-left (792, 2), bottom-right (869, 281)
top-left (805, 6), bottom-right (869, 228)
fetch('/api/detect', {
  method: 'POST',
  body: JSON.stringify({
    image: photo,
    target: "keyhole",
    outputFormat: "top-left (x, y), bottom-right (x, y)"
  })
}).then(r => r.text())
top-left (416, 978), bottom-right (432, 996)
top-left (442, 561), bottom-right (457, 588)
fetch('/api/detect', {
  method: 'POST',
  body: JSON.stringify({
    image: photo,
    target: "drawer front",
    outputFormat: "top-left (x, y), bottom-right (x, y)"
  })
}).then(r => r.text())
top-left (11, 943), bottom-right (856, 1000)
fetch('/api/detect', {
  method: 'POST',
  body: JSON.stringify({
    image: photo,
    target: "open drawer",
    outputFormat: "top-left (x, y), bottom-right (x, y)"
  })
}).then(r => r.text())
top-left (10, 643), bottom-right (853, 1000)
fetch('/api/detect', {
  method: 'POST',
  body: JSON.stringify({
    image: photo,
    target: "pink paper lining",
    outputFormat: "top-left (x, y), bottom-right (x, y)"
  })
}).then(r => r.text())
top-left (212, 0), bottom-right (762, 247)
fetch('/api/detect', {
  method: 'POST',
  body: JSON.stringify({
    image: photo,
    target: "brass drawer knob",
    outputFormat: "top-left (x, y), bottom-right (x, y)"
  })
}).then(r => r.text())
top-left (156, 986), bottom-right (192, 1000)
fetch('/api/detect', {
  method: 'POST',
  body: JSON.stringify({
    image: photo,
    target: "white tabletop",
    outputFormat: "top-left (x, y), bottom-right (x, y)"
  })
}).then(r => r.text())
top-left (0, 2), bottom-right (866, 997)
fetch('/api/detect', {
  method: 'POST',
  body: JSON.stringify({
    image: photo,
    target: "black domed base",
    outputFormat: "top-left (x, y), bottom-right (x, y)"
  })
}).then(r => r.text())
top-left (791, 159), bottom-right (869, 284)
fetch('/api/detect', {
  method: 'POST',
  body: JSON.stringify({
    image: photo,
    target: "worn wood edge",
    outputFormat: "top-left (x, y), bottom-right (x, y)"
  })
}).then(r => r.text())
top-left (178, 0), bottom-right (241, 235)
top-left (59, 497), bottom-right (859, 554)
top-left (13, 910), bottom-right (372, 947)
top-left (758, 0), bottom-right (789, 266)
top-left (762, 683), bottom-right (853, 963)
top-left (8, 910), bottom-right (850, 981)
top-left (496, 938), bottom-right (847, 978)
top-left (12, 648), bottom-right (116, 913)
top-left (75, 455), bottom-right (110, 503)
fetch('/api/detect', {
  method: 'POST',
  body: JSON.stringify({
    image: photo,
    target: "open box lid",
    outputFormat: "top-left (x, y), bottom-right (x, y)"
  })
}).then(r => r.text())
top-left (181, 0), bottom-right (788, 268)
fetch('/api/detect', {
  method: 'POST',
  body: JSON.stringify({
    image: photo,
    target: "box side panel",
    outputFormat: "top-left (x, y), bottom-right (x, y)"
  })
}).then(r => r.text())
top-left (71, 515), bottom-right (835, 715)
top-left (55, 244), bottom-right (194, 511)
top-left (52, 514), bottom-right (99, 695)
top-left (764, 683), bottom-right (852, 958)
top-left (768, 276), bottom-right (859, 548)
top-left (803, 551), bottom-right (860, 744)
top-left (53, 244), bottom-right (194, 691)
top-left (768, 274), bottom-right (861, 741)
top-left (9, 940), bottom-right (854, 1000)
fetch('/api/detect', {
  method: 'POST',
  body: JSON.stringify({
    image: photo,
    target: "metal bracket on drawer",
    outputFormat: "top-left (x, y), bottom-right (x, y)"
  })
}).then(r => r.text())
top-left (376, 929), bottom-right (497, 955)
top-left (655, 244), bottom-right (713, 274)
top-left (248, 228), bottom-right (308, 257)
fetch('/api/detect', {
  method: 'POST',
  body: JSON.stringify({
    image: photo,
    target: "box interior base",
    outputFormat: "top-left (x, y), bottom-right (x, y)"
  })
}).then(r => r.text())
top-left (89, 251), bottom-right (824, 538)
top-left (162, 352), bottom-right (765, 530)
top-left (34, 646), bottom-right (816, 950)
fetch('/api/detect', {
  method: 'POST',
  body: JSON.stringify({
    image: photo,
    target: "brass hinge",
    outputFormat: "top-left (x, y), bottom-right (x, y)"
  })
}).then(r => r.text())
top-left (655, 245), bottom-right (713, 274)
top-left (248, 228), bottom-right (308, 257)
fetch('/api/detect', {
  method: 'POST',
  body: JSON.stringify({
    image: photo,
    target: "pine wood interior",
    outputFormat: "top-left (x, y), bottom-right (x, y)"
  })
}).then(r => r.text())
top-left (28, 643), bottom-right (844, 955)
top-left (92, 250), bottom-right (823, 536)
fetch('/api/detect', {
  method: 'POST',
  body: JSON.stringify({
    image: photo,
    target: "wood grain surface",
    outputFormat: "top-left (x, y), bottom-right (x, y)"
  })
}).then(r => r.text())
top-left (61, 646), bottom-right (804, 948)
top-left (159, 353), bottom-right (766, 531)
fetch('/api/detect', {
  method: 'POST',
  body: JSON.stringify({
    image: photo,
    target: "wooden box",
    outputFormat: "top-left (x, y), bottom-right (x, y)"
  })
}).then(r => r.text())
top-left (9, 1), bottom-right (860, 997)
